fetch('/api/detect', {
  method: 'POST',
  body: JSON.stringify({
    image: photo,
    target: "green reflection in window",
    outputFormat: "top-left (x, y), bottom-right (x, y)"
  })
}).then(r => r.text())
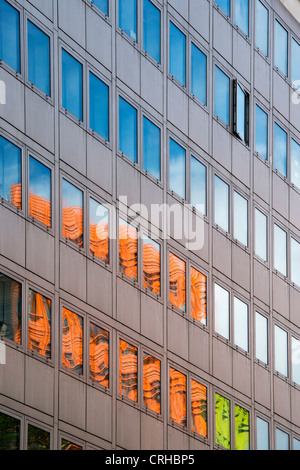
top-left (61, 438), bottom-right (82, 450)
top-left (0, 412), bottom-right (20, 450)
top-left (27, 424), bottom-right (50, 450)
top-left (215, 393), bottom-right (230, 449)
top-left (235, 405), bottom-right (249, 450)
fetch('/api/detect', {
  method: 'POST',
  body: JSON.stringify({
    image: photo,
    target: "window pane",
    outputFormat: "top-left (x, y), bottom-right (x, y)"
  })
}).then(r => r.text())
top-left (291, 139), bottom-right (300, 189)
top-left (214, 175), bottom-right (229, 232)
top-left (214, 284), bottom-right (229, 340)
top-left (62, 179), bottom-right (83, 247)
top-left (0, 135), bottom-right (22, 209)
top-left (143, 0), bottom-right (160, 63)
top-left (291, 238), bottom-right (300, 286)
top-left (214, 66), bottom-right (230, 126)
top-left (89, 72), bottom-right (109, 141)
top-left (215, 0), bottom-right (230, 16)
top-left (89, 198), bottom-right (109, 263)
top-left (169, 22), bottom-right (186, 86)
top-left (0, 273), bottom-right (21, 344)
top-left (119, 0), bottom-right (136, 41)
top-left (234, 297), bottom-right (248, 351)
top-left (191, 157), bottom-right (206, 215)
top-left (275, 20), bottom-right (288, 76)
top-left (169, 367), bottom-right (187, 426)
top-left (28, 21), bottom-right (50, 96)
top-left (191, 379), bottom-right (207, 437)
top-left (62, 307), bottom-right (83, 375)
top-left (274, 224), bottom-right (287, 276)
top-left (235, 84), bottom-right (247, 142)
top-left (234, 191), bottom-right (248, 246)
top-left (92, 0), bottom-right (108, 15)
top-left (255, 312), bottom-right (268, 364)
top-left (29, 156), bottom-right (51, 228)
top-left (274, 123), bottom-right (287, 177)
top-left (257, 417), bottom-right (269, 450)
top-left (89, 323), bottom-right (109, 387)
top-left (169, 138), bottom-right (186, 199)
top-left (27, 424), bottom-right (50, 450)
top-left (143, 235), bottom-right (161, 295)
top-left (256, 0), bottom-right (268, 56)
top-left (215, 393), bottom-right (230, 449)
top-left (61, 439), bottom-right (82, 450)
top-left (255, 208), bottom-right (267, 261)
top-left (119, 218), bottom-right (138, 281)
top-left (0, 412), bottom-right (20, 450)
top-left (255, 105), bottom-right (268, 160)
top-left (169, 252), bottom-right (186, 312)
top-left (275, 325), bottom-right (288, 377)
top-left (191, 43), bottom-right (207, 105)
top-left (191, 267), bottom-right (207, 325)
top-left (28, 289), bottom-right (51, 358)
top-left (119, 97), bottom-right (137, 163)
top-left (293, 438), bottom-right (300, 450)
top-left (276, 428), bottom-right (289, 450)
top-left (0, 0), bottom-right (20, 72)
top-left (235, 405), bottom-right (249, 450)
top-left (292, 39), bottom-right (300, 85)
top-left (119, 339), bottom-right (138, 402)
top-left (61, 49), bottom-right (82, 120)
top-left (143, 353), bottom-right (161, 413)
top-left (292, 336), bottom-right (300, 386)
top-left (143, 116), bottom-right (160, 180)
top-left (234, 0), bottom-right (249, 35)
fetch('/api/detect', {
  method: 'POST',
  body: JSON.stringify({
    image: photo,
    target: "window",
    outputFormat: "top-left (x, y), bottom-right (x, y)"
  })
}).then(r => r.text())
top-left (233, 191), bottom-right (248, 246)
top-left (62, 307), bottom-right (83, 375)
top-left (275, 325), bottom-right (288, 377)
top-left (191, 379), bottom-right (207, 437)
top-left (256, 417), bottom-right (269, 450)
top-left (92, 0), bottom-right (108, 15)
top-left (143, 116), bottom-right (160, 180)
top-left (0, 412), bottom-right (20, 450)
top-left (215, 0), bottom-right (230, 16)
top-left (274, 123), bottom-right (287, 177)
top-left (255, 312), bottom-right (268, 364)
top-left (119, 0), bottom-right (136, 41)
top-left (191, 43), bottom-right (207, 105)
top-left (119, 96), bottom-right (137, 163)
top-left (214, 283), bottom-right (229, 340)
top-left (89, 323), bottom-right (109, 387)
top-left (29, 156), bottom-right (51, 228)
top-left (62, 179), bottom-right (83, 247)
top-left (255, 208), bottom-right (268, 262)
top-left (292, 336), bottom-right (300, 386)
top-left (273, 224), bottom-right (287, 276)
top-left (255, 105), bottom-right (268, 160)
top-left (274, 20), bottom-right (288, 77)
top-left (89, 72), bottom-right (109, 141)
top-left (142, 235), bottom-right (161, 295)
top-left (169, 367), bottom-right (187, 426)
top-left (215, 393), bottom-right (230, 449)
top-left (169, 138), bottom-right (186, 200)
top-left (292, 39), bottom-right (300, 85)
top-left (291, 238), bottom-right (300, 287)
top-left (255, 0), bottom-right (269, 56)
top-left (169, 22), bottom-right (186, 86)
top-left (233, 81), bottom-right (249, 144)
top-left (143, 353), bottom-right (161, 413)
top-left (27, 21), bottom-right (50, 96)
top-left (276, 428), bottom-right (289, 450)
top-left (28, 289), bottom-right (51, 358)
top-left (234, 297), bottom-right (248, 352)
top-left (61, 49), bottom-right (83, 121)
top-left (235, 405), bottom-right (250, 450)
top-left (234, 0), bottom-right (249, 36)
top-left (0, 135), bottom-right (22, 209)
top-left (61, 439), bottom-right (82, 451)
top-left (89, 197), bottom-right (109, 264)
top-left (191, 267), bottom-right (207, 325)
top-left (27, 424), bottom-right (50, 450)
top-left (214, 66), bottom-right (230, 126)
top-left (0, 0), bottom-right (20, 72)
top-left (191, 156), bottom-right (206, 215)
top-left (119, 218), bottom-right (138, 281)
top-left (119, 339), bottom-right (138, 402)
top-left (293, 437), bottom-right (300, 450)
top-left (214, 175), bottom-right (229, 232)
top-left (291, 138), bottom-right (300, 189)
top-left (169, 252), bottom-right (186, 312)
top-left (143, 0), bottom-right (160, 63)
top-left (0, 273), bottom-right (21, 344)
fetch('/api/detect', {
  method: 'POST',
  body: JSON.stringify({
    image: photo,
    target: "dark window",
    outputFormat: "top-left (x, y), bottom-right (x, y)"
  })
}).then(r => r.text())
top-left (27, 424), bottom-right (50, 450)
top-left (0, 412), bottom-right (20, 450)
top-left (0, 273), bottom-right (21, 344)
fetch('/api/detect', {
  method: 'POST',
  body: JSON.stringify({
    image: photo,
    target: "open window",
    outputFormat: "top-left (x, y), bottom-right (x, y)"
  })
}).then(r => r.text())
top-left (233, 80), bottom-right (249, 145)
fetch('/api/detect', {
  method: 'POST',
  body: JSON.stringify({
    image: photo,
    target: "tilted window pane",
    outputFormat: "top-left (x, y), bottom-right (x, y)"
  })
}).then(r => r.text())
top-left (214, 175), bottom-right (229, 232)
top-left (234, 297), bottom-right (248, 352)
top-left (61, 49), bottom-right (83, 120)
top-left (291, 138), bottom-right (300, 189)
top-left (29, 156), bottom-right (51, 228)
top-left (169, 252), bottom-right (186, 312)
top-left (215, 393), bottom-right (230, 449)
top-left (119, 97), bottom-right (137, 163)
top-left (61, 439), bottom-right (82, 450)
top-left (169, 22), bottom-right (186, 86)
top-left (274, 123), bottom-right (287, 177)
top-left (143, 0), bottom-right (160, 63)
top-left (92, 0), bottom-right (108, 15)
top-left (275, 325), bottom-right (288, 377)
top-left (215, 0), bottom-right (230, 16)
top-left (255, 105), bottom-right (268, 160)
top-left (191, 379), bottom-right (207, 437)
top-left (89, 72), bottom-right (109, 141)
top-left (256, 417), bottom-right (269, 450)
top-left (62, 179), bottom-right (83, 247)
top-left (235, 405), bottom-right (249, 450)
top-left (256, 0), bottom-right (269, 56)
top-left (191, 267), bottom-right (207, 325)
top-left (292, 39), bottom-right (300, 85)
top-left (0, 273), bottom-right (21, 344)
top-left (291, 238), bottom-right (300, 287)
top-left (169, 138), bottom-right (186, 200)
top-left (255, 312), bottom-right (268, 364)
top-left (276, 428), bottom-right (289, 450)
top-left (255, 208), bottom-right (267, 262)
top-left (143, 353), bottom-right (161, 413)
top-left (292, 336), bottom-right (300, 386)
top-left (191, 43), bottom-right (207, 105)
top-left (191, 156), bottom-right (206, 215)
top-left (214, 66), bottom-right (230, 126)
top-left (89, 197), bottom-right (109, 263)
top-left (28, 289), bottom-right (51, 359)
top-left (143, 235), bottom-right (161, 295)
top-left (27, 21), bottom-right (50, 96)
top-left (119, 218), bottom-right (138, 281)
top-left (89, 323), bottom-right (109, 387)
top-left (143, 116), bottom-right (160, 180)
top-left (275, 20), bottom-right (288, 76)
top-left (0, 0), bottom-right (20, 72)
top-left (293, 438), bottom-right (300, 450)
top-left (169, 367), bottom-right (187, 426)
top-left (233, 191), bottom-right (248, 246)
top-left (119, 339), bottom-right (138, 402)
top-left (274, 224), bottom-right (287, 276)
top-left (214, 283), bottom-right (229, 340)
top-left (0, 136), bottom-right (22, 209)
top-left (119, 0), bottom-right (136, 41)
top-left (27, 424), bottom-right (50, 450)
top-left (62, 307), bottom-right (83, 375)
top-left (234, 0), bottom-right (249, 36)
top-left (0, 412), bottom-right (20, 450)
top-left (235, 84), bottom-right (246, 142)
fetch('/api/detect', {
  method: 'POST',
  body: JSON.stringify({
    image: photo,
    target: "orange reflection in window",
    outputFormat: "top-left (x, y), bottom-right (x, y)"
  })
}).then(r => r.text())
top-left (119, 339), bottom-right (138, 402)
top-left (10, 183), bottom-right (22, 210)
top-left (169, 367), bottom-right (187, 426)
top-left (143, 238), bottom-right (160, 295)
top-left (143, 353), bottom-right (161, 414)
top-left (169, 252), bottom-right (186, 311)
top-left (90, 221), bottom-right (109, 263)
top-left (191, 379), bottom-right (207, 437)
top-left (29, 193), bottom-right (51, 228)
top-left (28, 290), bottom-right (51, 358)
top-left (119, 221), bottom-right (138, 281)
top-left (89, 323), bottom-right (109, 387)
top-left (62, 307), bottom-right (83, 375)
top-left (62, 206), bottom-right (83, 247)
top-left (191, 267), bottom-right (207, 324)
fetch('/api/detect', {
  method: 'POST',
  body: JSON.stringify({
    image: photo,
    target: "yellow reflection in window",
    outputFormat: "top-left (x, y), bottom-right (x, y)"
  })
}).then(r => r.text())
top-left (235, 405), bottom-right (249, 450)
top-left (62, 307), bottom-right (83, 375)
top-left (143, 236), bottom-right (160, 295)
top-left (28, 289), bottom-right (51, 358)
top-left (119, 219), bottom-right (138, 281)
top-left (143, 353), bottom-right (161, 414)
top-left (191, 379), bottom-right (207, 437)
top-left (89, 323), bottom-right (109, 387)
top-left (119, 339), bottom-right (138, 402)
top-left (169, 367), bottom-right (187, 426)
top-left (191, 267), bottom-right (207, 324)
top-left (215, 393), bottom-right (230, 449)
top-left (169, 252), bottom-right (186, 312)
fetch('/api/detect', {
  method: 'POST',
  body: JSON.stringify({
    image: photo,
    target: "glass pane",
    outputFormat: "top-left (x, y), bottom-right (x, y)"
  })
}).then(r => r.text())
top-left (255, 105), bottom-right (268, 160)
top-left (276, 428), bottom-right (289, 450)
top-left (275, 20), bottom-right (288, 76)
top-left (143, 353), bottom-right (161, 413)
top-left (169, 138), bottom-right (186, 200)
top-left (215, 393), bottom-right (230, 449)
top-left (119, 96), bottom-right (137, 163)
top-left (29, 156), bottom-right (51, 228)
top-left (143, 0), bottom-right (160, 63)
top-left (0, 273), bottom-right (21, 344)
top-left (143, 116), bottom-right (160, 180)
top-left (191, 156), bottom-right (206, 215)
top-left (256, 0), bottom-right (269, 56)
top-left (169, 367), bottom-right (187, 426)
top-left (191, 267), bottom-right (207, 325)
top-left (0, 412), bottom-right (20, 450)
top-left (62, 307), bottom-right (83, 375)
top-left (191, 43), bottom-right (207, 105)
top-left (61, 49), bottom-right (82, 120)
top-left (119, 218), bottom-right (138, 281)
top-left (169, 252), bottom-right (186, 312)
top-left (27, 21), bottom-right (50, 96)
top-left (119, 339), bottom-right (138, 402)
top-left (234, 0), bottom-right (249, 35)
top-left (274, 224), bottom-right (287, 276)
top-left (61, 439), bottom-right (82, 450)
top-left (234, 297), bottom-right (248, 351)
top-left (214, 175), bottom-right (229, 232)
top-left (28, 289), bottom-right (51, 358)
top-left (169, 21), bottom-right (186, 86)
top-left (0, 0), bottom-right (20, 72)
top-left (255, 208), bottom-right (267, 261)
top-left (214, 283), bottom-right (229, 340)
top-left (143, 235), bottom-right (161, 295)
top-left (291, 238), bottom-right (300, 286)
top-left (92, 0), bottom-right (108, 15)
top-left (89, 72), bottom-right (109, 141)
top-left (236, 84), bottom-right (246, 142)
top-left (62, 179), bottom-right (83, 247)
top-left (274, 123), bottom-right (287, 177)
top-left (256, 417), bottom-right (269, 450)
top-left (119, 0), bottom-right (136, 41)
top-left (292, 39), bottom-right (300, 85)
top-left (27, 424), bottom-right (50, 450)
top-left (89, 198), bottom-right (109, 263)
top-left (293, 438), bottom-right (300, 450)
top-left (255, 312), bottom-right (268, 364)
top-left (214, 66), bottom-right (230, 126)
top-left (291, 138), bottom-right (300, 189)
top-left (191, 379), bottom-right (207, 437)
top-left (234, 191), bottom-right (248, 246)
top-left (0, 135), bottom-right (22, 209)
top-left (292, 336), bottom-right (300, 386)
top-left (89, 323), bottom-right (109, 387)
top-left (235, 405), bottom-right (249, 450)
top-left (275, 325), bottom-right (288, 377)
top-left (215, 0), bottom-right (230, 16)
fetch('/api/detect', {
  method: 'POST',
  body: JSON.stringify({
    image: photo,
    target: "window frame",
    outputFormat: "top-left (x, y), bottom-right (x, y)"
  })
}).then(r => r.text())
top-left (142, 112), bottom-right (162, 182)
top-left (214, 63), bottom-right (231, 128)
top-left (0, 131), bottom-right (24, 214)
top-left (274, 322), bottom-right (289, 378)
top-left (87, 191), bottom-right (111, 268)
top-left (255, 0), bottom-right (269, 58)
top-left (168, 135), bottom-right (187, 202)
top-left (0, 0), bottom-right (22, 75)
top-left (254, 102), bottom-right (269, 161)
top-left (0, 268), bottom-right (24, 348)
top-left (118, 93), bottom-right (138, 165)
top-left (142, 0), bottom-right (162, 65)
top-left (88, 317), bottom-right (111, 391)
top-left (60, 302), bottom-right (85, 378)
top-left (274, 17), bottom-right (289, 78)
top-left (168, 18), bottom-right (187, 88)
top-left (87, 67), bottom-right (110, 144)
top-left (255, 310), bottom-right (269, 365)
top-left (60, 174), bottom-right (85, 251)
top-left (233, 79), bottom-right (249, 146)
top-left (254, 205), bottom-right (268, 263)
top-left (190, 39), bottom-right (208, 107)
